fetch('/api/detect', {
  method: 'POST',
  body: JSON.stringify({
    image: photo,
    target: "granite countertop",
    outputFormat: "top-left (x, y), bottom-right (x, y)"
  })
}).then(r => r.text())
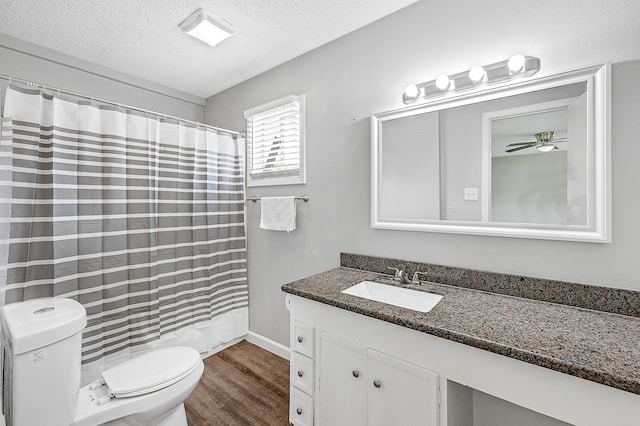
top-left (281, 267), bottom-right (640, 396)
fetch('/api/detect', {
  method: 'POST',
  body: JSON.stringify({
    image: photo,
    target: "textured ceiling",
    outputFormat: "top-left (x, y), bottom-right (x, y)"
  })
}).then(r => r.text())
top-left (0, 0), bottom-right (419, 98)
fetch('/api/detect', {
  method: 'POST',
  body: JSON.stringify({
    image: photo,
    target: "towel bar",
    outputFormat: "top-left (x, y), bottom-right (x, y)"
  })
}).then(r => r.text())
top-left (246, 194), bottom-right (309, 203)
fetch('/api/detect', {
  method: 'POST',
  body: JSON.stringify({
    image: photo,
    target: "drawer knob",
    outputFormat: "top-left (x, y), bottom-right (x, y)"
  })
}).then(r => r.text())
top-left (297, 336), bottom-right (304, 343)
top-left (373, 379), bottom-right (381, 389)
top-left (352, 370), bottom-right (360, 378)
top-left (297, 370), bottom-right (304, 377)
top-left (296, 408), bottom-right (303, 415)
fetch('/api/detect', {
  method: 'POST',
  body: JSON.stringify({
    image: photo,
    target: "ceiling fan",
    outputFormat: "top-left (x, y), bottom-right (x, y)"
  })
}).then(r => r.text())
top-left (504, 131), bottom-right (567, 153)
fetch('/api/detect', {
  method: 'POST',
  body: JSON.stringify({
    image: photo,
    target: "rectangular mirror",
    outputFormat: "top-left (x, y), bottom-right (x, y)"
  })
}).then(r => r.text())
top-left (371, 64), bottom-right (610, 242)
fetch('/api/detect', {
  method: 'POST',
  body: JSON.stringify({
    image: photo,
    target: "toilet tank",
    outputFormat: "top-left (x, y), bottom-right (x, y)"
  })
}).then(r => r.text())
top-left (1, 297), bottom-right (87, 426)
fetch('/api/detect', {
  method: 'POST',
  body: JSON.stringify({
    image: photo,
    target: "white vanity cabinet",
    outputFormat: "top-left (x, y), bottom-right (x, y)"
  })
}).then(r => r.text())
top-left (317, 331), bottom-right (439, 426)
top-left (285, 293), bottom-right (640, 426)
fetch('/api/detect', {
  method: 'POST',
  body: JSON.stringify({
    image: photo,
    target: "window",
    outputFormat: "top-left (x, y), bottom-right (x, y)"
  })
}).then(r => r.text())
top-left (244, 95), bottom-right (305, 187)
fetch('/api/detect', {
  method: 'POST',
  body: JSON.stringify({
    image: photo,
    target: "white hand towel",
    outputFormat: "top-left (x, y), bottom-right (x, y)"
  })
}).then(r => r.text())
top-left (259, 196), bottom-right (297, 232)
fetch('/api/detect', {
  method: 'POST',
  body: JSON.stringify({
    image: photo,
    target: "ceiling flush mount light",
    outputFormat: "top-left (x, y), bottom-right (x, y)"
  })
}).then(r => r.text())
top-left (402, 54), bottom-right (540, 104)
top-left (179, 9), bottom-right (235, 47)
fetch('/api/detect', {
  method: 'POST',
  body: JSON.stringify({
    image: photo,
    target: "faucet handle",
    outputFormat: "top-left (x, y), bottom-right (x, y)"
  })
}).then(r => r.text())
top-left (387, 266), bottom-right (401, 279)
top-left (412, 271), bottom-right (429, 284)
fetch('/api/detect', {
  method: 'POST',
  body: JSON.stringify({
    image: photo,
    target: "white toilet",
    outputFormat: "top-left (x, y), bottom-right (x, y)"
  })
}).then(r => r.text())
top-left (0, 297), bottom-right (204, 426)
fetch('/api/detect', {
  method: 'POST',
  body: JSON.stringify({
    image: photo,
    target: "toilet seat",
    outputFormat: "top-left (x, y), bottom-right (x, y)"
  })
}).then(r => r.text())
top-left (72, 346), bottom-right (204, 426)
top-left (102, 346), bottom-right (202, 398)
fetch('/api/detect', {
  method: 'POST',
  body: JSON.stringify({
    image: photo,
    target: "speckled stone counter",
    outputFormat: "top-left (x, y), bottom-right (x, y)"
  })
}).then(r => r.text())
top-left (281, 267), bottom-right (640, 395)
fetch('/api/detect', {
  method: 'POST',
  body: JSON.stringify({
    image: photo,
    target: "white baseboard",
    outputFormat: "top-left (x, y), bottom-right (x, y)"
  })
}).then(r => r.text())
top-left (245, 331), bottom-right (290, 360)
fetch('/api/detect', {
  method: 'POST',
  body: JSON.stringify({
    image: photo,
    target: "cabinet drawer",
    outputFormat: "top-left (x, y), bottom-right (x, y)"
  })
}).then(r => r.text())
top-left (290, 386), bottom-right (314, 426)
top-left (292, 321), bottom-right (314, 357)
top-left (291, 352), bottom-right (314, 395)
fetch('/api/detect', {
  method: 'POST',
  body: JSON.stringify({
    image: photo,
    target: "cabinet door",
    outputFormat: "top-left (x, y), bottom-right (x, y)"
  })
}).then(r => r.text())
top-left (317, 332), bottom-right (367, 426)
top-left (367, 349), bottom-right (439, 426)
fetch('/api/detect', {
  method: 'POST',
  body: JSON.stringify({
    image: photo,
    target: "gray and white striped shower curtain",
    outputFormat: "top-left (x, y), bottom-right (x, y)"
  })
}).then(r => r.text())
top-left (0, 84), bottom-right (248, 378)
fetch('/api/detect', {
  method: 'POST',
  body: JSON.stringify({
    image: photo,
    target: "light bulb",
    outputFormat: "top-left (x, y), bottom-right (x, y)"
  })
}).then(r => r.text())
top-left (469, 66), bottom-right (485, 84)
top-left (508, 54), bottom-right (526, 74)
top-left (536, 143), bottom-right (555, 152)
top-left (435, 75), bottom-right (450, 91)
top-left (404, 84), bottom-right (420, 99)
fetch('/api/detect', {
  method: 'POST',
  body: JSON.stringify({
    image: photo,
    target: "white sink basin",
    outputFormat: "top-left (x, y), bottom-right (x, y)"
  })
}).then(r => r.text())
top-left (341, 280), bottom-right (442, 313)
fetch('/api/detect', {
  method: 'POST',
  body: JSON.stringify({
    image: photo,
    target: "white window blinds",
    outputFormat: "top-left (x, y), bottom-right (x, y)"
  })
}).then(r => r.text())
top-left (244, 95), bottom-right (305, 186)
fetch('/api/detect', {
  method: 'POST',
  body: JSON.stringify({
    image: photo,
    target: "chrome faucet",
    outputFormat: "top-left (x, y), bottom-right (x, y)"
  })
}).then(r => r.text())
top-left (387, 266), bottom-right (429, 285)
top-left (386, 266), bottom-right (412, 284)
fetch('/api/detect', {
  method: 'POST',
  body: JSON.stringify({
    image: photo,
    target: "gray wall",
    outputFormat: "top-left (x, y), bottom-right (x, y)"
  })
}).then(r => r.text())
top-left (204, 1), bottom-right (640, 347)
top-left (492, 152), bottom-right (567, 224)
top-left (0, 34), bottom-right (204, 121)
top-left (380, 111), bottom-right (440, 221)
top-left (472, 390), bottom-right (570, 426)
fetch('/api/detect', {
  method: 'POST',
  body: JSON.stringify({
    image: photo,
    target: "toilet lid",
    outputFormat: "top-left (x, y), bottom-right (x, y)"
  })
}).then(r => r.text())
top-left (101, 346), bottom-right (201, 398)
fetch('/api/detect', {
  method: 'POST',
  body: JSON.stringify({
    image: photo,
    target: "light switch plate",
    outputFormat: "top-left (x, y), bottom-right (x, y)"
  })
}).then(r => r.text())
top-left (464, 187), bottom-right (479, 201)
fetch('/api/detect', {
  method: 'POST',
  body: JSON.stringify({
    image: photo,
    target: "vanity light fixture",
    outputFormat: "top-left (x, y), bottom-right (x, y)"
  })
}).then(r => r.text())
top-left (402, 54), bottom-right (540, 104)
top-left (435, 75), bottom-right (451, 91)
top-left (403, 83), bottom-right (420, 99)
top-left (468, 66), bottom-right (486, 84)
top-left (179, 9), bottom-right (235, 47)
top-left (507, 54), bottom-right (526, 74)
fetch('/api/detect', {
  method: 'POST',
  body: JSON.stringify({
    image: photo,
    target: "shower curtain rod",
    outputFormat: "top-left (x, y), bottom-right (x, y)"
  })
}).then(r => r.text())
top-left (0, 73), bottom-right (246, 138)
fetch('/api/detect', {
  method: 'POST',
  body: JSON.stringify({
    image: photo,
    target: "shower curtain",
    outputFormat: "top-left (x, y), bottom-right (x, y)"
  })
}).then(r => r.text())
top-left (0, 84), bottom-right (248, 381)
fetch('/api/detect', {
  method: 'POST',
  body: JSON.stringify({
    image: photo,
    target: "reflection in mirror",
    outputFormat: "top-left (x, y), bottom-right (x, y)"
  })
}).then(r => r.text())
top-left (483, 82), bottom-right (588, 226)
top-left (371, 65), bottom-right (609, 242)
top-left (380, 111), bottom-right (440, 221)
top-left (492, 114), bottom-right (570, 225)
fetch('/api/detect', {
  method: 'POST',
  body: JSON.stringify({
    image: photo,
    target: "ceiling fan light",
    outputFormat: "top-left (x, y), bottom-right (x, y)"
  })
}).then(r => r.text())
top-left (537, 143), bottom-right (555, 152)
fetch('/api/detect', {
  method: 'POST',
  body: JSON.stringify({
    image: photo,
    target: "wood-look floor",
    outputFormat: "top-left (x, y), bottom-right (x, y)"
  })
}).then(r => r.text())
top-left (184, 340), bottom-right (290, 426)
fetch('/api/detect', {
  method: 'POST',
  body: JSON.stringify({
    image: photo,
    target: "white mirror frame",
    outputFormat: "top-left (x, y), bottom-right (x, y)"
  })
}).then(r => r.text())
top-left (371, 64), bottom-right (610, 243)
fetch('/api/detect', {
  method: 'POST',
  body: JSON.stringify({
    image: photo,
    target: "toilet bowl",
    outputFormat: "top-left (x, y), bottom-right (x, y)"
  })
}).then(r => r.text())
top-left (0, 297), bottom-right (204, 426)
